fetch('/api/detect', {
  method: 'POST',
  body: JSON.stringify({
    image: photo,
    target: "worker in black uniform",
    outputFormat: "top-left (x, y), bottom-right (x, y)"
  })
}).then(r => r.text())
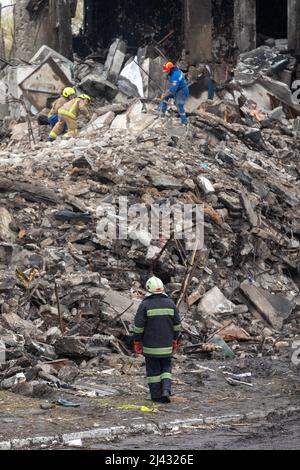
top-left (133, 276), bottom-right (181, 403)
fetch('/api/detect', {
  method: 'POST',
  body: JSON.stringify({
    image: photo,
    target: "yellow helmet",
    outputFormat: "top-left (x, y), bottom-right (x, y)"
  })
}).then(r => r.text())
top-left (79, 94), bottom-right (91, 102)
top-left (62, 87), bottom-right (76, 98)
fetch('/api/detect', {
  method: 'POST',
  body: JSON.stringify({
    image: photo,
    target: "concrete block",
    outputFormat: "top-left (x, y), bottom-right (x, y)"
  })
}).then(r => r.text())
top-left (80, 74), bottom-right (118, 101)
top-left (104, 39), bottom-right (127, 82)
top-left (110, 114), bottom-right (128, 130)
top-left (198, 286), bottom-right (234, 316)
top-left (85, 112), bottom-right (115, 134)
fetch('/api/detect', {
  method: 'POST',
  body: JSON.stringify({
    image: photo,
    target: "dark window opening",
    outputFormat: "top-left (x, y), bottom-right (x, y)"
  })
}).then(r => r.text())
top-left (82, 0), bottom-right (184, 60)
top-left (256, 0), bottom-right (287, 43)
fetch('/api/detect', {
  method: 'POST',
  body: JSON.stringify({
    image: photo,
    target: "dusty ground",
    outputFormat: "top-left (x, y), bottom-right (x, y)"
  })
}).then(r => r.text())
top-left (1, 356), bottom-right (299, 448)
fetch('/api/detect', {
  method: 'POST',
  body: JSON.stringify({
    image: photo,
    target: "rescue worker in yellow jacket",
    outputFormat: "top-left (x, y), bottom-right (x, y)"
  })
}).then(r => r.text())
top-left (49, 94), bottom-right (92, 141)
top-left (48, 87), bottom-right (76, 128)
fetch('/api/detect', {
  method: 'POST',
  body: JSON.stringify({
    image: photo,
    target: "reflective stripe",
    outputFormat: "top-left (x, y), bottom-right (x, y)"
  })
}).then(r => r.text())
top-left (173, 324), bottom-right (181, 332)
top-left (147, 309), bottom-right (174, 317)
top-left (147, 372), bottom-right (172, 384)
top-left (133, 326), bottom-right (144, 334)
top-left (143, 346), bottom-right (172, 355)
top-left (147, 375), bottom-right (162, 384)
top-left (63, 131), bottom-right (77, 139)
top-left (48, 113), bottom-right (52, 118)
top-left (59, 109), bottom-right (76, 120)
top-left (160, 373), bottom-right (172, 380)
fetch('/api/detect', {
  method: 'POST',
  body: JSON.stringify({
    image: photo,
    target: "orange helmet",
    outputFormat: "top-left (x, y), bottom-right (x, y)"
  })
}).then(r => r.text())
top-left (163, 62), bottom-right (175, 73)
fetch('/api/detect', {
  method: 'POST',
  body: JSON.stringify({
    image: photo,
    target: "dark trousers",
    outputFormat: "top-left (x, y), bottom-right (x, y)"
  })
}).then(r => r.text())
top-left (145, 356), bottom-right (172, 400)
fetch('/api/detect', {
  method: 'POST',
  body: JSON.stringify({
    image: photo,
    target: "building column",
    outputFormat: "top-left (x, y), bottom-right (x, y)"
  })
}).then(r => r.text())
top-left (288, 0), bottom-right (300, 57)
top-left (14, 0), bottom-right (73, 62)
top-left (184, 0), bottom-right (213, 64)
top-left (234, 0), bottom-right (256, 53)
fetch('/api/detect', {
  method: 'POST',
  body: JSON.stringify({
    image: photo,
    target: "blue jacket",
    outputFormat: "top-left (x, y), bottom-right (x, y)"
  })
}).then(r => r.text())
top-left (168, 67), bottom-right (189, 97)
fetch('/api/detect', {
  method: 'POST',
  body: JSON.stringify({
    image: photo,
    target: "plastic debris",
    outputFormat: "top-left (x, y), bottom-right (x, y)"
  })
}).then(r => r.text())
top-left (54, 399), bottom-right (80, 407)
top-left (117, 404), bottom-right (158, 413)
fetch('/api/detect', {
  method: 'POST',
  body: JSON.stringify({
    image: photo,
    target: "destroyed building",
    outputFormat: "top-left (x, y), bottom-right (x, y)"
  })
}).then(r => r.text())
top-left (0, 0), bottom-right (299, 448)
top-left (12, 1), bottom-right (300, 63)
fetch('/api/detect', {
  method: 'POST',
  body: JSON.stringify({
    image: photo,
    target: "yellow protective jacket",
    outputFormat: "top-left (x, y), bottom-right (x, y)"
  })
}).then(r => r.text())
top-left (58, 97), bottom-right (90, 120)
top-left (49, 96), bottom-right (68, 117)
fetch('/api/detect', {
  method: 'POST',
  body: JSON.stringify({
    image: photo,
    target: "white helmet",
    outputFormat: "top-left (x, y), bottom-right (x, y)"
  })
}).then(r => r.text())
top-left (146, 276), bottom-right (164, 294)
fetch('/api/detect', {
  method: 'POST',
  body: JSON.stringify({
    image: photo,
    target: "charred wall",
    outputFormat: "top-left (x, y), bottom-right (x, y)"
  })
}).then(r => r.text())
top-left (84, 0), bottom-right (184, 60)
top-left (212, 0), bottom-right (235, 61)
top-left (14, 0), bottom-right (73, 61)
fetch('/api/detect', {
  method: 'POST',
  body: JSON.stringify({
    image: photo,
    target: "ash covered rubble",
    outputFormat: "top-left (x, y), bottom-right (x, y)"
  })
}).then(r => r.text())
top-left (0, 37), bottom-right (300, 399)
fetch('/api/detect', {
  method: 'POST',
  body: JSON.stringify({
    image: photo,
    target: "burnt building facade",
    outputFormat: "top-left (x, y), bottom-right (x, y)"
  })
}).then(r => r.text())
top-left (14, 0), bottom-right (300, 63)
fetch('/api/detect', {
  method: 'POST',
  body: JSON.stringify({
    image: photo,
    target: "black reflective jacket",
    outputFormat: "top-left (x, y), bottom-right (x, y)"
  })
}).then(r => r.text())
top-left (133, 294), bottom-right (181, 358)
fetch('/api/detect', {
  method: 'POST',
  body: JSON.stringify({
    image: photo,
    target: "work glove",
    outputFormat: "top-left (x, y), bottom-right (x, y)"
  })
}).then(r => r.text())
top-left (134, 341), bottom-right (143, 355)
top-left (161, 92), bottom-right (168, 101)
top-left (172, 340), bottom-right (178, 353)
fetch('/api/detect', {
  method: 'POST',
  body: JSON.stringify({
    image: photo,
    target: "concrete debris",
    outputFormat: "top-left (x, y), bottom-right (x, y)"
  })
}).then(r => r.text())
top-left (104, 39), bottom-right (127, 82)
top-left (0, 35), bottom-right (299, 406)
top-left (199, 287), bottom-right (235, 316)
top-left (240, 281), bottom-right (290, 331)
top-left (80, 75), bottom-right (119, 101)
top-left (235, 46), bottom-right (290, 85)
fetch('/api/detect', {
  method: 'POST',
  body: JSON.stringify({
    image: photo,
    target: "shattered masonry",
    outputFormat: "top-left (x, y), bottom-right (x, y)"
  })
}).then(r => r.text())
top-left (0, 0), bottom-right (299, 444)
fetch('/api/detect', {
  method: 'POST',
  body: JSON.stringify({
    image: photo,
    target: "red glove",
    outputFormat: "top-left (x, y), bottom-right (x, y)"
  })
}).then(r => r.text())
top-left (172, 340), bottom-right (178, 353)
top-left (134, 341), bottom-right (143, 355)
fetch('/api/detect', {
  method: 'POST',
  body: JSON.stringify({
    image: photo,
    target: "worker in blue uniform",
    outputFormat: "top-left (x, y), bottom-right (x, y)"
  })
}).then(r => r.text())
top-left (160, 61), bottom-right (189, 125)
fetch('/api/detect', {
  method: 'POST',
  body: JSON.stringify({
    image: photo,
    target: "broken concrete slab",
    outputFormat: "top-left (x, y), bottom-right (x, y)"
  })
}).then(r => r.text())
top-left (240, 281), bottom-right (287, 330)
top-left (261, 291), bottom-right (295, 320)
top-left (10, 123), bottom-right (32, 142)
top-left (187, 285), bottom-right (204, 307)
top-left (102, 290), bottom-right (141, 323)
top-left (126, 101), bottom-right (156, 133)
top-left (1, 372), bottom-right (26, 390)
top-left (85, 112), bottom-right (115, 134)
top-left (103, 39), bottom-right (127, 82)
top-left (235, 46), bottom-right (290, 85)
top-left (80, 75), bottom-right (118, 101)
top-left (2, 312), bottom-right (38, 334)
top-left (30, 45), bottom-right (73, 80)
top-left (140, 56), bottom-right (165, 100)
top-left (147, 171), bottom-right (182, 190)
top-left (258, 75), bottom-right (300, 115)
top-left (198, 287), bottom-right (235, 316)
top-left (0, 208), bottom-right (16, 242)
top-left (110, 113), bottom-right (128, 130)
top-left (54, 337), bottom-right (86, 357)
top-left (19, 57), bottom-right (72, 112)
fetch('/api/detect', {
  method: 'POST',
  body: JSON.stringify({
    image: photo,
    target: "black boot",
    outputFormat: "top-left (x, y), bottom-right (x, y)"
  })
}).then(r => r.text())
top-left (151, 397), bottom-right (164, 403)
top-left (161, 390), bottom-right (171, 403)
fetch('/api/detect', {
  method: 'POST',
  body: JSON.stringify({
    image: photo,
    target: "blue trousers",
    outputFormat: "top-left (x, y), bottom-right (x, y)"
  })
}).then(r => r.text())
top-left (48, 114), bottom-right (67, 132)
top-left (160, 88), bottom-right (189, 124)
top-left (208, 78), bottom-right (215, 100)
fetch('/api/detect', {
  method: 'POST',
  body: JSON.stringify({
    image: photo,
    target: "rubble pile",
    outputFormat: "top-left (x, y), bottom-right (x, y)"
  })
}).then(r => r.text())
top-left (0, 39), bottom-right (299, 398)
